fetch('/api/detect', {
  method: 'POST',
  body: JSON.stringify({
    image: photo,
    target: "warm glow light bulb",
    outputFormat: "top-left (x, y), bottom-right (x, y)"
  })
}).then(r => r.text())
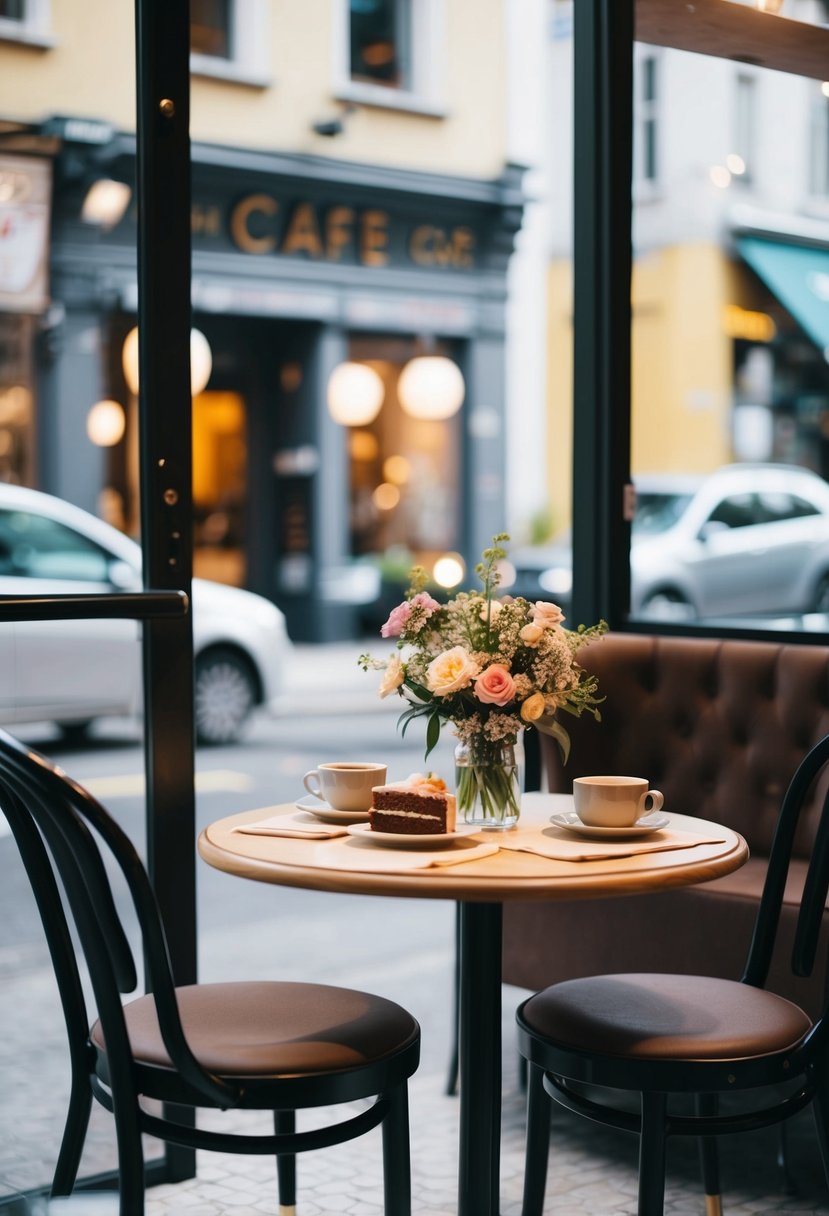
top-left (122, 327), bottom-right (213, 396)
top-left (433, 554), bottom-right (465, 588)
top-left (709, 165), bottom-right (732, 189)
top-left (86, 399), bottom-right (126, 447)
top-left (726, 153), bottom-right (746, 176)
top-left (372, 482), bottom-right (400, 511)
top-left (397, 356), bottom-right (465, 421)
top-left (327, 362), bottom-right (385, 426)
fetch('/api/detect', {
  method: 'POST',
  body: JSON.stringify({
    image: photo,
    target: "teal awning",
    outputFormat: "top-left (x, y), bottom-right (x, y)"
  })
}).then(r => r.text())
top-left (737, 235), bottom-right (829, 353)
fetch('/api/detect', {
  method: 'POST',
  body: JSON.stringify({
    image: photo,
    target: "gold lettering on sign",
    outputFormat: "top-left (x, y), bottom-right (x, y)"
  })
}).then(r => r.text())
top-left (282, 202), bottom-right (324, 257)
top-left (231, 194), bottom-right (278, 254)
top-left (452, 227), bottom-right (475, 268)
top-left (192, 204), bottom-right (221, 236)
top-left (326, 206), bottom-right (355, 260)
top-left (409, 224), bottom-right (476, 269)
top-left (360, 209), bottom-right (389, 267)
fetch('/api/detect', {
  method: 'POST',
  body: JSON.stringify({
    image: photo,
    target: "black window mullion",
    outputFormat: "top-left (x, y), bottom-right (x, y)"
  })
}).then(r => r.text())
top-left (135, 0), bottom-right (196, 1185)
top-left (571, 0), bottom-right (634, 628)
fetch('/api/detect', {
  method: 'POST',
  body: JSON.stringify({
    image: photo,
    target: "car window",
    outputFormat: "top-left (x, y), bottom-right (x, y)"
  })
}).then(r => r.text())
top-left (754, 492), bottom-right (820, 524)
top-left (705, 493), bottom-right (760, 530)
top-left (632, 491), bottom-right (695, 536)
top-left (0, 509), bottom-right (112, 582)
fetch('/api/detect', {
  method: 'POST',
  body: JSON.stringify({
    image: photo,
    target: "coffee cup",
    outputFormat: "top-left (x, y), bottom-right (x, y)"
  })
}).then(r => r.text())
top-left (572, 776), bottom-right (664, 828)
top-left (302, 762), bottom-right (387, 812)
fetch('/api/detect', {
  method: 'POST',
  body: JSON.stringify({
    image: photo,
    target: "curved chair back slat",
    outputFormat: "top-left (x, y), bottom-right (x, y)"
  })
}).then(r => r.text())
top-left (0, 783), bottom-right (92, 1065)
top-left (0, 727), bottom-right (238, 1108)
top-left (743, 732), bottom-right (829, 994)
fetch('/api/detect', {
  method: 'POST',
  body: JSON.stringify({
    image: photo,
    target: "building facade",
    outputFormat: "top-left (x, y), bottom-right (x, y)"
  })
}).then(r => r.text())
top-left (0, 0), bottom-right (528, 639)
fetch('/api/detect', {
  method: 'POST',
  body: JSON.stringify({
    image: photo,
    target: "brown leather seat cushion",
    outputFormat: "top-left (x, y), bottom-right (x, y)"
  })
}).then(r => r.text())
top-left (522, 973), bottom-right (812, 1061)
top-left (90, 981), bottom-right (419, 1077)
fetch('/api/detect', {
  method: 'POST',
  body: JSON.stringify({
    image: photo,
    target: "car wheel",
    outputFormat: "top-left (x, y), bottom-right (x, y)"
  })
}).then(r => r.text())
top-left (813, 575), bottom-right (829, 613)
top-left (194, 648), bottom-right (258, 746)
top-left (639, 590), bottom-right (696, 622)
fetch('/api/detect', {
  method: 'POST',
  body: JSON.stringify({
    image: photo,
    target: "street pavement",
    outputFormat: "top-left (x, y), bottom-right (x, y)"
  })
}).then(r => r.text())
top-left (1, 642), bottom-right (829, 1213)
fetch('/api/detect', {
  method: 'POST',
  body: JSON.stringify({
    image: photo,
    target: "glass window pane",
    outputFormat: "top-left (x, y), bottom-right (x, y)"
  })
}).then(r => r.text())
top-left (0, 0), bottom-right (25, 20)
top-left (350, 0), bottom-right (411, 89)
top-left (629, 45), bottom-right (829, 630)
top-left (191, 0), bottom-right (232, 59)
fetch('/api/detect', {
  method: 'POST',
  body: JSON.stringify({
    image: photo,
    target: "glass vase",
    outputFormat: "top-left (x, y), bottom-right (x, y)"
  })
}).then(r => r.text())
top-left (454, 738), bottom-right (522, 829)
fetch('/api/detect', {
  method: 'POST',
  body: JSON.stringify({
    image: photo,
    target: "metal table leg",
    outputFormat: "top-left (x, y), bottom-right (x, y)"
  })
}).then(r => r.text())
top-left (457, 901), bottom-right (502, 1216)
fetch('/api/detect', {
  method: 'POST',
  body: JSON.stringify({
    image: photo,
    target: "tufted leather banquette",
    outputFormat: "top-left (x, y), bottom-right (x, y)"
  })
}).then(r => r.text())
top-left (502, 632), bottom-right (829, 1016)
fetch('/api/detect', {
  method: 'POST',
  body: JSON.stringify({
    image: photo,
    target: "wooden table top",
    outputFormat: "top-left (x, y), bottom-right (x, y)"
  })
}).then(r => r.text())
top-left (198, 793), bottom-right (748, 904)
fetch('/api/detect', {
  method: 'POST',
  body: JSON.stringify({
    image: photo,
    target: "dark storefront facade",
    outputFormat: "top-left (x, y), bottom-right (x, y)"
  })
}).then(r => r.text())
top-left (11, 124), bottom-right (524, 640)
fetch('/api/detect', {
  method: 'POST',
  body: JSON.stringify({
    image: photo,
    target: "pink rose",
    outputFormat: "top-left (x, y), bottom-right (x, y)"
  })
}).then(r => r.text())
top-left (410, 591), bottom-right (441, 616)
top-left (474, 664), bottom-right (517, 707)
top-left (381, 600), bottom-right (412, 638)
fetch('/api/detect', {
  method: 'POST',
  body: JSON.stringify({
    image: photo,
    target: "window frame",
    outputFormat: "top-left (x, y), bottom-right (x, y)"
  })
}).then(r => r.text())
top-left (0, 0), bottom-right (55, 49)
top-left (189, 0), bottom-right (271, 88)
top-left (632, 46), bottom-right (661, 200)
top-left (333, 0), bottom-right (447, 118)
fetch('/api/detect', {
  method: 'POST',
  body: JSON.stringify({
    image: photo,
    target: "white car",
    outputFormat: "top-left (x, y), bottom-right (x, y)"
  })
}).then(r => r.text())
top-left (0, 483), bottom-right (290, 744)
top-left (507, 464), bottom-right (829, 623)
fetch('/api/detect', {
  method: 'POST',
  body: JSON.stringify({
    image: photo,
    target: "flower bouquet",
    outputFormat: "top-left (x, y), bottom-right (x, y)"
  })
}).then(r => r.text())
top-left (360, 534), bottom-right (607, 827)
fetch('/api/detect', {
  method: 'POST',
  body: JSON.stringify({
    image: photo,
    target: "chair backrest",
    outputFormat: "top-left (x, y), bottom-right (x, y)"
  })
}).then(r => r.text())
top-left (745, 729), bottom-right (829, 997)
top-left (0, 728), bottom-right (236, 1106)
top-left (540, 632), bottom-right (829, 857)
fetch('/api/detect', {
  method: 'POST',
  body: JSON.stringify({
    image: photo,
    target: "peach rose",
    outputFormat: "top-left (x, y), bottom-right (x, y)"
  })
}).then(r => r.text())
top-left (519, 622), bottom-right (544, 646)
top-left (530, 600), bottom-right (566, 629)
top-left (474, 663), bottom-right (517, 707)
top-left (426, 646), bottom-right (480, 697)
top-left (520, 691), bottom-right (546, 722)
top-left (378, 653), bottom-right (405, 699)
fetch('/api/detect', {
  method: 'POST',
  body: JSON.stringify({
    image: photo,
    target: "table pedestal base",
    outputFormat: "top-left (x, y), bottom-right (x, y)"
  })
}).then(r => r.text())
top-left (458, 902), bottom-right (502, 1216)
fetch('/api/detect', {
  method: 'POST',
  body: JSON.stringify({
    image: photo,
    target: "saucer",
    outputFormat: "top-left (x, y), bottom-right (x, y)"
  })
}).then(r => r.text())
top-left (294, 796), bottom-right (369, 825)
top-left (550, 810), bottom-right (670, 839)
top-left (346, 823), bottom-right (479, 848)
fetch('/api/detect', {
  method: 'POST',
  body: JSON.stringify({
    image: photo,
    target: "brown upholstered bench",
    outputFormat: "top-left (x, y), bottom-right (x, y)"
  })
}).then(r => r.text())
top-left (502, 632), bottom-right (829, 1017)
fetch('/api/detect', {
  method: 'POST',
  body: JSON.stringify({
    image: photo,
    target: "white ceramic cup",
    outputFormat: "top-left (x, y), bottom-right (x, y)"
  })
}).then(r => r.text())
top-left (572, 775), bottom-right (664, 828)
top-left (302, 762), bottom-right (387, 812)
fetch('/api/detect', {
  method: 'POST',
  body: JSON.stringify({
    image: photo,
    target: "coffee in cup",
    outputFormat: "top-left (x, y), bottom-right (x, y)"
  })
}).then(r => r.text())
top-left (302, 762), bottom-right (387, 812)
top-left (573, 775), bottom-right (664, 828)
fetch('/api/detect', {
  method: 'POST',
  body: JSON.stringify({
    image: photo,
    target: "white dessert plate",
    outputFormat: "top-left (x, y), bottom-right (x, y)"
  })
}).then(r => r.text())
top-left (550, 810), bottom-right (670, 839)
top-left (293, 796), bottom-right (369, 825)
top-left (346, 823), bottom-right (480, 848)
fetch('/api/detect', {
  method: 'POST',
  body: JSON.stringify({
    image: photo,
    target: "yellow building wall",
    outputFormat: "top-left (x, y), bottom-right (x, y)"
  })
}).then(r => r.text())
top-left (0, 0), bottom-right (507, 178)
top-left (546, 243), bottom-right (735, 531)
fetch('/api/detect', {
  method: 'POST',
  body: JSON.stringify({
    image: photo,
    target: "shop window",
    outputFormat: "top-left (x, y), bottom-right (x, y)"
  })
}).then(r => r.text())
top-left (0, 0), bottom-right (52, 45)
top-left (192, 391), bottom-right (247, 587)
top-left (191, 0), bottom-right (232, 59)
top-left (732, 73), bottom-right (756, 184)
top-left (190, 0), bottom-right (269, 86)
top-left (808, 88), bottom-right (829, 198)
top-left (336, 0), bottom-right (446, 115)
top-left (350, 0), bottom-right (412, 90)
top-left (633, 50), bottom-right (660, 193)
top-left (345, 338), bottom-right (461, 606)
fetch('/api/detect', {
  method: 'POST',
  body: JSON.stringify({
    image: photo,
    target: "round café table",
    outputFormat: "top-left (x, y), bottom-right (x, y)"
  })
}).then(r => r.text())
top-left (198, 792), bottom-right (748, 1216)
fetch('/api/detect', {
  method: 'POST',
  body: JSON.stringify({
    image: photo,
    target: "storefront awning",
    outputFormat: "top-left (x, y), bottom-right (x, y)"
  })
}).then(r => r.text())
top-left (737, 235), bottom-right (829, 353)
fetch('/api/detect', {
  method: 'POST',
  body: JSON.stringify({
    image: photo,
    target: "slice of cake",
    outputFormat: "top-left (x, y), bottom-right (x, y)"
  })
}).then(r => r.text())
top-left (369, 773), bottom-right (457, 835)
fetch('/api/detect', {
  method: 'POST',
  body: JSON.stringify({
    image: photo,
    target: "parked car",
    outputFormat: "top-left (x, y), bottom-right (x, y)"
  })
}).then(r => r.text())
top-left (0, 483), bottom-right (290, 745)
top-left (505, 464), bottom-right (829, 622)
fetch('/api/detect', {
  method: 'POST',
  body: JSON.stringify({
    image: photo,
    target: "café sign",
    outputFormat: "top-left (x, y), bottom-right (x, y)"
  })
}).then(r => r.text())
top-left (223, 192), bottom-right (477, 271)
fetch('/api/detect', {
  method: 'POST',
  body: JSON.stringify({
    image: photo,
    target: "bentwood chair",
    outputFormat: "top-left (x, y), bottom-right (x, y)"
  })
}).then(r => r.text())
top-left (0, 727), bottom-right (420, 1215)
top-left (516, 730), bottom-right (829, 1216)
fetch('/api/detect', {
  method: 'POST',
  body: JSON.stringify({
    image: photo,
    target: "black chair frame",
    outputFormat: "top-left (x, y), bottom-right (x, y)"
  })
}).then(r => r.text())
top-left (0, 728), bottom-right (419, 1214)
top-left (516, 731), bottom-right (829, 1215)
